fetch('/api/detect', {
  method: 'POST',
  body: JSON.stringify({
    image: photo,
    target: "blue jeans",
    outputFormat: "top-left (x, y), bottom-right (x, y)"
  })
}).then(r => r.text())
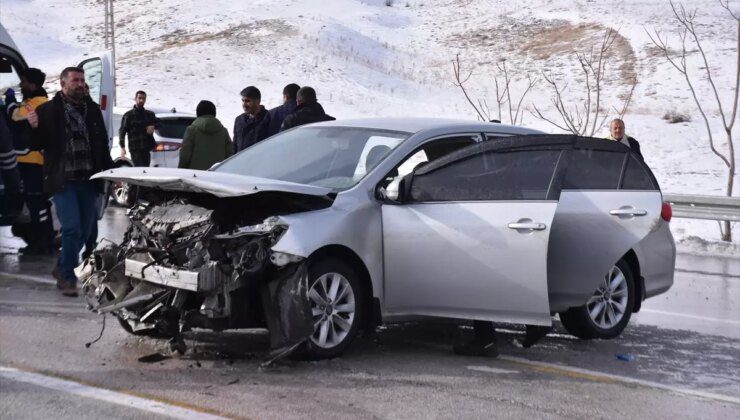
top-left (52, 180), bottom-right (98, 284)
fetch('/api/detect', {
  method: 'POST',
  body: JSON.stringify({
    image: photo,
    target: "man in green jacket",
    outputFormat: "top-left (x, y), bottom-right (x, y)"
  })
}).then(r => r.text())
top-left (178, 100), bottom-right (232, 170)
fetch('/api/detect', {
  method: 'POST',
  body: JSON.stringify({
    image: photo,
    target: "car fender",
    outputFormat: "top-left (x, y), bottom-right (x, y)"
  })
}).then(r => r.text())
top-left (271, 193), bottom-right (384, 301)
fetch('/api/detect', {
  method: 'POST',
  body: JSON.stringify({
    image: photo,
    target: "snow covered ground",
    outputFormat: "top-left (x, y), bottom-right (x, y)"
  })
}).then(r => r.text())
top-left (1, 0), bottom-right (738, 252)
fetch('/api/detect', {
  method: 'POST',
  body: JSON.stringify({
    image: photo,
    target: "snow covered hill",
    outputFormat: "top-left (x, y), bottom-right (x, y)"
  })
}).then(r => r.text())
top-left (1, 0), bottom-right (738, 246)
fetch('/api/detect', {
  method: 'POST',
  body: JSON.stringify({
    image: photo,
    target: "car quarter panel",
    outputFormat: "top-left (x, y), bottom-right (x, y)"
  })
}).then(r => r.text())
top-left (631, 220), bottom-right (676, 298)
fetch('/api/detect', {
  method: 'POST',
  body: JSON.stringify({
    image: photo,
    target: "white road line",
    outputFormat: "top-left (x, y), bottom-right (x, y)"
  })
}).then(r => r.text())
top-left (640, 308), bottom-right (740, 326)
top-left (466, 365), bottom-right (519, 374)
top-left (0, 272), bottom-right (56, 285)
top-left (499, 356), bottom-right (740, 406)
top-left (0, 366), bottom-right (229, 420)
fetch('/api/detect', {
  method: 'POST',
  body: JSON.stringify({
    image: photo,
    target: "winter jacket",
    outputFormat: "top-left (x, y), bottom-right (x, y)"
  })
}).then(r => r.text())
top-left (178, 115), bottom-right (232, 170)
top-left (267, 100), bottom-right (297, 136)
top-left (280, 102), bottom-right (335, 131)
top-left (607, 134), bottom-right (643, 160)
top-left (0, 110), bottom-right (22, 218)
top-left (7, 88), bottom-right (48, 165)
top-left (233, 106), bottom-right (271, 154)
top-left (119, 106), bottom-right (158, 152)
top-left (30, 92), bottom-right (114, 194)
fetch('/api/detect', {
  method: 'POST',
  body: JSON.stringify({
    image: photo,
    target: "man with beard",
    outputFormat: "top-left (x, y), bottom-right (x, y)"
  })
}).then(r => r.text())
top-left (233, 86), bottom-right (271, 153)
top-left (5, 68), bottom-right (54, 255)
top-left (119, 90), bottom-right (157, 166)
top-left (280, 86), bottom-right (335, 131)
top-left (26, 67), bottom-right (113, 297)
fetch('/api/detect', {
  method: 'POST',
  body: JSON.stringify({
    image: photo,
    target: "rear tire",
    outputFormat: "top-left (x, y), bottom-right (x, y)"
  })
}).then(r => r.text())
top-left (304, 258), bottom-right (366, 359)
top-left (559, 259), bottom-right (635, 339)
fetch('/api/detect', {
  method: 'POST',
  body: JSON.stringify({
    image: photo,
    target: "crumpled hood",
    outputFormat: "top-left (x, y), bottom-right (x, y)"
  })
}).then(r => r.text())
top-left (191, 115), bottom-right (225, 134)
top-left (91, 166), bottom-right (333, 198)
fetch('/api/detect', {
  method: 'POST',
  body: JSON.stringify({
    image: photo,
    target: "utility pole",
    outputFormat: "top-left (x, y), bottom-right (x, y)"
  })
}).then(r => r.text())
top-left (104, 0), bottom-right (117, 106)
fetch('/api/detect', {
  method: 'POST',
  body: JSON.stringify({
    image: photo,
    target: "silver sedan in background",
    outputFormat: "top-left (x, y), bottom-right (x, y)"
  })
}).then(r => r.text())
top-left (87, 118), bottom-right (675, 359)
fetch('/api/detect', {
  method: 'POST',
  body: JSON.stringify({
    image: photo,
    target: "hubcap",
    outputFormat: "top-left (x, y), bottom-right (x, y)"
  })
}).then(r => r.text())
top-left (308, 272), bottom-right (355, 349)
top-left (586, 265), bottom-right (628, 329)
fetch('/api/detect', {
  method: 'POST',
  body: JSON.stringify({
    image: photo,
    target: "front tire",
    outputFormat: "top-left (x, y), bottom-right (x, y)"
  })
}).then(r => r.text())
top-left (559, 259), bottom-right (635, 339)
top-left (304, 258), bottom-right (366, 359)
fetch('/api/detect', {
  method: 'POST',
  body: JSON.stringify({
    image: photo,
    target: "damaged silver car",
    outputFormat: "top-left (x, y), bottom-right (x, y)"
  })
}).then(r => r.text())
top-left (84, 118), bottom-right (676, 359)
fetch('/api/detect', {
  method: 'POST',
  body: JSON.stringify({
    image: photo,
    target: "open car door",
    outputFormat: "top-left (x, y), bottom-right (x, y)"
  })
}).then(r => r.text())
top-left (78, 52), bottom-right (115, 146)
top-left (78, 52), bottom-right (114, 218)
top-left (381, 136), bottom-right (573, 326)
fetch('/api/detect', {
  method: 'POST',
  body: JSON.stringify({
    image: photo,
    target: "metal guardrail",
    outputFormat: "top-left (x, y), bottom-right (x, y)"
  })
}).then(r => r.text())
top-left (663, 193), bottom-right (740, 222)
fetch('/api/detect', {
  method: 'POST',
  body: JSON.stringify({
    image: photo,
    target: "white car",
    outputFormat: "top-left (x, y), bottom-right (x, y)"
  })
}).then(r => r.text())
top-left (109, 107), bottom-right (195, 205)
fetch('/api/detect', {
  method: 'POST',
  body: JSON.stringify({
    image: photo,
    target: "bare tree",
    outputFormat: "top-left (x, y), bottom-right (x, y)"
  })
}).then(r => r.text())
top-left (452, 54), bottom-right (536, 125)
top-left (646, 1), bottom-right (738, 241)
top-left (531, 28), bottom-right (634, 136)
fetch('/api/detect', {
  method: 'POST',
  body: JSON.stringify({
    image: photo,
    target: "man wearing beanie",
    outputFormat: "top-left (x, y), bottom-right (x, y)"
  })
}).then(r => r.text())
top-left (5, 68), bottom-right (55, 255)
top-left (178, 100), bottom-right (232, 170)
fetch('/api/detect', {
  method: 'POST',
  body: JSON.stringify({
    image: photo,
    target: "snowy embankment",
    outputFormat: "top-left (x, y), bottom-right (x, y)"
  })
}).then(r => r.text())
top-left (2, 0), bottom-right (738, 255)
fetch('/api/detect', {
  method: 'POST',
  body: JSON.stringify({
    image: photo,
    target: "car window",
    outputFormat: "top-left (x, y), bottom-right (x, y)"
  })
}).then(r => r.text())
top-left (0, 56), bottom-right (20, 101)
top-left (157, 118), bottom-right (195, 139)
top-left (621, 155), bottom-right (656, 190)
top-left (80, 57), bottom-right (103, 106)
top-left (396, 135), bottom-right (481, 179)
top-left (410, 149), bottom-right (563, 202)
top-left (562, 149), bottom-right (626, 190)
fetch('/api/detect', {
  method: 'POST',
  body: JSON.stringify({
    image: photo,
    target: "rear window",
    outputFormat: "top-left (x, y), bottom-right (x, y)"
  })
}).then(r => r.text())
top-left (562, 149), bottom-right (626, 190)
top-left (157, 118), bottom-right (195, 139)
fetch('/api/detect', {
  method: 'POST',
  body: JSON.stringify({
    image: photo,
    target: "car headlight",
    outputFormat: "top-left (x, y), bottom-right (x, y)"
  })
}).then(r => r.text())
top-left (237, 216), bottom-right (285, 234)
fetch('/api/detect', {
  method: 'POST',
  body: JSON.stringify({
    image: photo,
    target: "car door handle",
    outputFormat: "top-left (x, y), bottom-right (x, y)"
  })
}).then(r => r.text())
top-left (609, 208), bottom-right (647, 216)
top-left (508, 221), bottom-right (547, 231)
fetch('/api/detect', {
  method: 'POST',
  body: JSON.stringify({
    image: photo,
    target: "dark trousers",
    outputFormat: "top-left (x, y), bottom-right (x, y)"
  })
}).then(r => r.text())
top-left (14, 163), bottom-right (53, 247)
top-left (52, 180), bottom-right (98, 284)
top-left (130, 150), bottom-right (151, 167)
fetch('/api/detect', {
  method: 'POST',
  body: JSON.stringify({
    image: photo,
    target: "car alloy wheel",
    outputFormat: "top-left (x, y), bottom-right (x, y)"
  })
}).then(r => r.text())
top-left (308, 272), bottom-right (356, 349)
top-left (586, 265), bottom-right (629, 329)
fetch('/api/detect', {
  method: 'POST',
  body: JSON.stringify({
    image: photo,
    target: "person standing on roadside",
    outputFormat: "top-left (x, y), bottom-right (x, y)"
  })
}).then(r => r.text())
top-left (280, 86), bottom-right (335, 131)
top-left (119, 91), bottom-right (157, 166)
top-left (178, 100), bottom-right (232, 170)
top-left (267, 83), bottom-right (300, 136)
top-left (233, 86), bottom-right (271, 154)
top-left (5, 68), bottom-right (54, 255)
top-left (26, 66), bottom-right (114, 297)
top-left (607, 118), bottom-right (643, 160)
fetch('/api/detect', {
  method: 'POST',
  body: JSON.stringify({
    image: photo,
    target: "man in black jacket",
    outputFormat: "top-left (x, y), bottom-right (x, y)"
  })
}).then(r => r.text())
top-left (27, 66), bottom-right (114, 297)
top-left (119, 90), bottom-right (158, 166)
top-left (608, 118), bottom-right (643, 160)
top-left (267, 83), bottom-right (299, 136)
top-left (233, 86), bottom-right (271, 154)
top-left (280, 86), bottom-right (335, 131)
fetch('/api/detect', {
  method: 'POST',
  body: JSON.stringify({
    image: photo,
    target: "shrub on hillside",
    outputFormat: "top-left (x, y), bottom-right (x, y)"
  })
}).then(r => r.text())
top-left (662, 110), bottom-right (691, 124)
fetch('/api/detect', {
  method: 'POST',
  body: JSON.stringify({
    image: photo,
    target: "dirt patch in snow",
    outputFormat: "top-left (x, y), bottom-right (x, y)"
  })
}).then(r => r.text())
top-left (446, 18), bottom-right (637, 85)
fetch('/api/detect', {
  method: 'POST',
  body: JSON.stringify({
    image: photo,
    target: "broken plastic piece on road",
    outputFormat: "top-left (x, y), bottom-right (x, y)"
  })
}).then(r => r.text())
top-left (615, 353), bottom-right (635, 362)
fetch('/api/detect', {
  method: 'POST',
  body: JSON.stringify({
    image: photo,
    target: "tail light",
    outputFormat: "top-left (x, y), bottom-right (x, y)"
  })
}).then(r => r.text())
top-left (154, 142), bottom-right (180, 152)
top-left (661, 202), bottom-right (672, 222)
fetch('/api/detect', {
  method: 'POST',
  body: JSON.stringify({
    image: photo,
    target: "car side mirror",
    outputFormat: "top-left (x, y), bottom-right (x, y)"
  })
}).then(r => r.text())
top-left (376, 173), bottom-right (412, 204)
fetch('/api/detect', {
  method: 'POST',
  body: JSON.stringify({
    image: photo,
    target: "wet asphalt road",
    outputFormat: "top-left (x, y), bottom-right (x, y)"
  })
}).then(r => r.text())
top-left (1, 207), bottom-right (739, 419)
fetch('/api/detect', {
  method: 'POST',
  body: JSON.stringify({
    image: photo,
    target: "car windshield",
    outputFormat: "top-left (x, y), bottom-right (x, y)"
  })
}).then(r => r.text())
top-left (215, 126), bottom-right (410, 191)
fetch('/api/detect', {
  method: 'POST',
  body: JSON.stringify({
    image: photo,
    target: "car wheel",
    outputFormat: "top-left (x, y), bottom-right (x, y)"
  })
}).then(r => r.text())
top-left (304, 258), bottom-right (366, 359)
top-left (559, 259), bottom-right (635, 339)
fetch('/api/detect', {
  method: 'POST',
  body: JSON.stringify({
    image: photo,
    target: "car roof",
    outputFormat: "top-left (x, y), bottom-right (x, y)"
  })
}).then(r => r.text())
top-left (309, 117), bottom-right (544, 135)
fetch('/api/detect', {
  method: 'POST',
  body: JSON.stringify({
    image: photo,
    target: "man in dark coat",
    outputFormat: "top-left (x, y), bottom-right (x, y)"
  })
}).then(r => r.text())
top-left (233, 86), bottom-right (271, 154)
top-left (608, 118), bottom-right (643, 160)
top-left (27, 66), bottom-right (114, 297)
top-left (0, 110), bottom-right (23, 226)
top-left (267, 83), bottom-right (300, 136)
top-left (119, 90), bottom-right (158, 166)
top-left (280, 86), bottom-right (335, 131)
